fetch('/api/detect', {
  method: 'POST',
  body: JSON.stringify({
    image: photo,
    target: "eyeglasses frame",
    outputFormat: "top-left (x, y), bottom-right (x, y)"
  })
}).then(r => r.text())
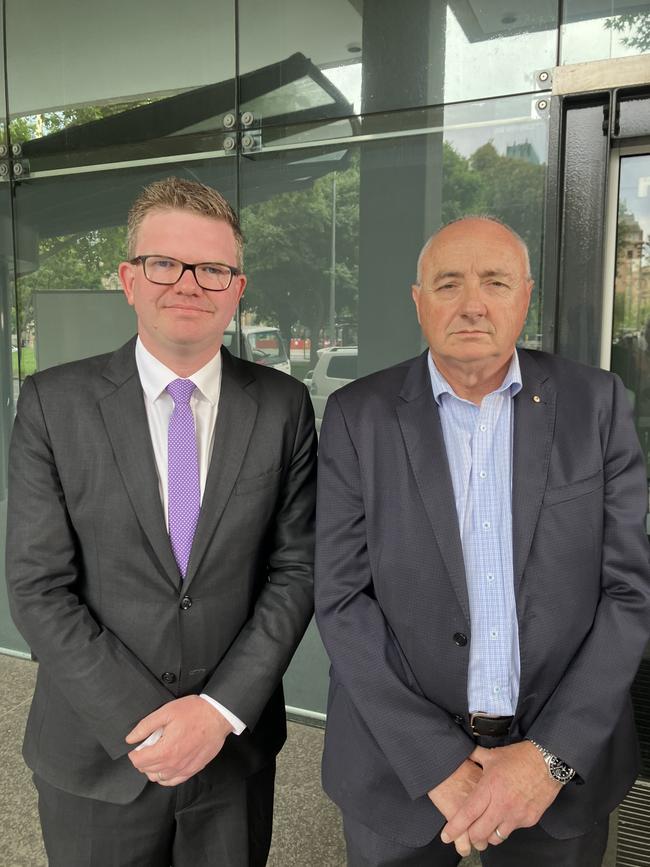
top-left (129, 254), bottom-right (242, 292)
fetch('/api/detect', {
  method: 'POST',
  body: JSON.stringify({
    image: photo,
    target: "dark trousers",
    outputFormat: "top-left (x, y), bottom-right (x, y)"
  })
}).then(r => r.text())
top-left (35, 761), bottom-right (275, 867)
top-left (343, 813), bottom-right (609, 867)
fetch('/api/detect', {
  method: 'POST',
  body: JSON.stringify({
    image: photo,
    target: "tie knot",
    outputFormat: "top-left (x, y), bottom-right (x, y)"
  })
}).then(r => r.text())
top-left (166, 378), bottom-right (196, 405)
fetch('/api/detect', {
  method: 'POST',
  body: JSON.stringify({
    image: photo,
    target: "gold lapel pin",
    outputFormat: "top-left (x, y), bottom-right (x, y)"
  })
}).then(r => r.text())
top-left (532, 395), bottom-right (541, 403)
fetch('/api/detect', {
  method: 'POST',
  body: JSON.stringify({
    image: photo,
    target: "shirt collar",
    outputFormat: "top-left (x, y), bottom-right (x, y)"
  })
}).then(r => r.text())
top-left (427, 350), bottom-right (522, 406)
top-left (135, 337), bottom-right (222, 405)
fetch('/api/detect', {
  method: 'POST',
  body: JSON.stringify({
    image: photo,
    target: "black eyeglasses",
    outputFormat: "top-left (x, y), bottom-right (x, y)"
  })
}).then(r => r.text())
top-left (130, 255), bottom-right (241, 292)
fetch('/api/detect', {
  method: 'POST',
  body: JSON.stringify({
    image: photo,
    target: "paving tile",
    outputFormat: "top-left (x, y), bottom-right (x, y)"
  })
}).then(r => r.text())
top-left (0, 699), bottom-right (46, 867)
top-left (0, 655), bottom-right (36, 717)
top-left (269, 721), bottom-right (346, 866)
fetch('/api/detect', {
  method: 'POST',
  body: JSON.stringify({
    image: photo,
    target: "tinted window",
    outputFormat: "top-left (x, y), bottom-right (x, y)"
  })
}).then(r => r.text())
top-left (246, 330), bottom-right (287, 364)
top-left (327, 355), bottom-right (357, 379)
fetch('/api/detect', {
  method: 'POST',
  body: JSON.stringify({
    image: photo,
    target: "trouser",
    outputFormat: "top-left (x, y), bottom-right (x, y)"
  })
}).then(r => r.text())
top-left (343, 812), bottom-right (609, 867)
top-left (35, 760), bottom-right (275, 867)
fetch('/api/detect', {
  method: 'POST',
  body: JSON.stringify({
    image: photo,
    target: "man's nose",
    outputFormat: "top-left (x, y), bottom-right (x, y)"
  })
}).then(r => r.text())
top-left (459, 280), bottom-right (486, 317)
top-left (175, 267), bottom-right (201, 294)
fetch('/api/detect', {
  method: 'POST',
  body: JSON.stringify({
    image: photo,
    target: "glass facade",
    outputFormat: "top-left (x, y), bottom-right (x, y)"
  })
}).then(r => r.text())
top-left (611, 153), bottom-right (650, 534)
top-left (0, 1), bottom-right (649, 720)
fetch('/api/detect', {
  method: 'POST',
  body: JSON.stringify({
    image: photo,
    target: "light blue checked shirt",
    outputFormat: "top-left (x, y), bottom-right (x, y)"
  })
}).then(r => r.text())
top-left (427, 351), bottom-right (522, 715)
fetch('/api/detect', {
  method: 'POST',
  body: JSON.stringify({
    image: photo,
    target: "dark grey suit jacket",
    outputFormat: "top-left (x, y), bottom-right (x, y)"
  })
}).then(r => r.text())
top-left (6, 337), bottom-right (316, 803)
top-left (315, 349), bottom-right (650, 847)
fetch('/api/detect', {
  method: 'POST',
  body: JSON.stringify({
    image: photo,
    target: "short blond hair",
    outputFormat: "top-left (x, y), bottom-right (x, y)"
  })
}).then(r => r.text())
top-left (127, 176), bottom-right (244, 267)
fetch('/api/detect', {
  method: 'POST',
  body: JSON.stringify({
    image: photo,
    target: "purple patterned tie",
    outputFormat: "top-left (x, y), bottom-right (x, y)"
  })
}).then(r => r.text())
top-left (166, 378), bottom-right (200, 580)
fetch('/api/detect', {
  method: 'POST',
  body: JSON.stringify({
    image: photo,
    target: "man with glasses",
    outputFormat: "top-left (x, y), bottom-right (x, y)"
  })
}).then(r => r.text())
top-left (6, 176), bottom-right (316, 866)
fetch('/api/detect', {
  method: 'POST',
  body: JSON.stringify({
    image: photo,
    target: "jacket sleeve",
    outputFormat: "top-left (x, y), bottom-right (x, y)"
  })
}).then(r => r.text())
top-left (201, 384), bottom-right (317, 729)
top-left (315, 393), bottom-right (474, 801)
top-left (6, 376), bottom-right (173, 759)
top-left (527, 373), bottom-right (650, 780)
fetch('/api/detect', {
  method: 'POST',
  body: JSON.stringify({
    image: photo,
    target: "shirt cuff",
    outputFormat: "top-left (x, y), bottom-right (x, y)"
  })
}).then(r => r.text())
top-left (199, 694), bottom-right (246, 735)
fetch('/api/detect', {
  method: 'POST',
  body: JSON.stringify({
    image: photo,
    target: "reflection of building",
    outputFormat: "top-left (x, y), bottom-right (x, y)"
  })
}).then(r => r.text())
top-left (505, 141), bottom-right (540, 164)
top-left (615, 212), bottom-right (650, 335)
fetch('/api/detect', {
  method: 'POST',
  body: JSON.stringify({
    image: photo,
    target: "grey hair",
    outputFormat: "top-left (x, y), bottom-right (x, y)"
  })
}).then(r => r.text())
top-left (415, 215), bottom-right (532, 285)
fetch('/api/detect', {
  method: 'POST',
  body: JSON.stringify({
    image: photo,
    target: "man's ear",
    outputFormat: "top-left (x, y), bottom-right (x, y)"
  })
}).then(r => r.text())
top-left (234, 273), bottom-right (247, 305)
top-left (118, 261), bottom-right (136, 307)
top-left (411, 283), bottom-right (422, 325)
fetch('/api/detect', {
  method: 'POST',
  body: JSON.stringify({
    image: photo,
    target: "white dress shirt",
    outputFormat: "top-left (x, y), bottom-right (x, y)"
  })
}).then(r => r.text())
top-left (136, 338), bottom-right (246, 735)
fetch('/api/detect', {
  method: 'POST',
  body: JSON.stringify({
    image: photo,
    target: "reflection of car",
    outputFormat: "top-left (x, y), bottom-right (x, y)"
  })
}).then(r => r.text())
top-left (308, 346), bottom-right (357, 431)
top-left (223, 325), bottom-right (291, 375)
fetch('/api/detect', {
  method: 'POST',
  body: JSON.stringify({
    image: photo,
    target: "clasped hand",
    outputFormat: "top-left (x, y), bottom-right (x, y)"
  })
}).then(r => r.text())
top-left (428, 741), bottom-right (562, 857)
top-left (126, 695), bottom-right (234, 786)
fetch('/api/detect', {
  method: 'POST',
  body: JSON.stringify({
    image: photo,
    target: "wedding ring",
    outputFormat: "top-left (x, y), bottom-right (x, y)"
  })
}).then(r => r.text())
top-left (495, 827), bottom-right (508, 841)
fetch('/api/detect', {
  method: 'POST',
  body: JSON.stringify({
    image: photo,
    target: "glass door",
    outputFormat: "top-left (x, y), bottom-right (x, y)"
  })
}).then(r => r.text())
top-left (609, 150), bottom-right (650, 785)
top-left (611, 152), bottom-right (650, 538)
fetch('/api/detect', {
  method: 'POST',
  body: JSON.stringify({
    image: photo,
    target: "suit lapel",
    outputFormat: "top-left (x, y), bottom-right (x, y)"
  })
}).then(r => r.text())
top-left (99, 339), bottom-right (180, 588)
top-left (183, 349), bottom-right (258, 587)
top-left (512, 350), bottom-right (556, 592)
top-left (396, 353), bottom-right (470, 622)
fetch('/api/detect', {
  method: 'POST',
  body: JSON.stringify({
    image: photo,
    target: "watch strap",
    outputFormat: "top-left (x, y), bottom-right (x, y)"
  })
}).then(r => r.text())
top-left (527, 738), bottom-right (576, 785)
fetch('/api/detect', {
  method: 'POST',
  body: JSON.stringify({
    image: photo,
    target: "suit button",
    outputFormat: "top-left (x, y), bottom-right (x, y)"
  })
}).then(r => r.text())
top-left (161, 671), bottom-right (176, 684)
top-left (180, 596), bottom-right (192, 610)
top-left (453, 632), bottom-right (468, 646)
top-left (453, 714), bottom-right (464, 725)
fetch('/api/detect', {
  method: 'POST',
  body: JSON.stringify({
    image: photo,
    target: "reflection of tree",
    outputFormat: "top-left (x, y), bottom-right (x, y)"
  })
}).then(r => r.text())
top-left (17, 228), bottom-right (126, 346)
top-left (242, 158), bottom-right (359, 365)
top-left (17, 140), bottom-right (546, 359)
top-left (605, 12), bottom-right (650, 52)
top-left (10, 102), bottom-right (153, 144)
top-left (464, 142), bottom-right (545, 341)
top-left (242, 141), bottom-right (546, 359)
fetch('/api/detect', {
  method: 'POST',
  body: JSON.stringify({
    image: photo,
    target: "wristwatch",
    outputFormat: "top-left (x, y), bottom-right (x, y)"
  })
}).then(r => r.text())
top-left (527, 739), bottom-right (576, 784)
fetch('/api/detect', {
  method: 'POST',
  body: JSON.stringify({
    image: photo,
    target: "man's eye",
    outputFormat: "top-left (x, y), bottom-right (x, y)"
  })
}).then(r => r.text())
top-left (151, 258), bottom-right (175, 269)
top-left (200, 264), bottom-right (229, 276)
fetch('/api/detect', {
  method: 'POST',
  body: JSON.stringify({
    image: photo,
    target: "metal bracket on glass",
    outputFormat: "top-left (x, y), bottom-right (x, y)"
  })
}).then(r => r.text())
top-left (223, 112), bottom-right (237, 131)
top-left (241, 130), bottom-right (261, 156)
top-left (535, 70), bottom-right (552, 90)
top-left (12, 158), bottom-right (30, 179)
top-left (240, 111), bottom-right (256, 129)
top-left (0, 142), bottom-right (29, 180)
top-left (223, 133), bottom-right (238, 156)
top-left (533, 97), bottom-right (550, 118)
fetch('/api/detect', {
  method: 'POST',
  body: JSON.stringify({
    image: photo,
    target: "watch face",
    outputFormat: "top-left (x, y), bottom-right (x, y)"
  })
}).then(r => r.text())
top-left (549, 756), bottom-right (575, 783)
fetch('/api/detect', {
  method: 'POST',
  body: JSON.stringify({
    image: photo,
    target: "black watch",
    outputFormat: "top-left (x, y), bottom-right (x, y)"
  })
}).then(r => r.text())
top-left (527, 739), bottom-right (576, 785)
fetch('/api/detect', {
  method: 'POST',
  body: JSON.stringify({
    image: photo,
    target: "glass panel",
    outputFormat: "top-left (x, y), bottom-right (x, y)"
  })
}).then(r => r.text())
top-left (561, 0), bottom-right (650, 65)
top-left (6, 0), bottom-right (236, 171)
top-left (240, 95), bottom-right (549, 712)
top-left (0, 177), bottom-right (25, 654)
top-left (14, 158), bottom-right (236, 377)
top-left (610, 153), bottom-right (650, 538)
top-left (238, 0), bottom-right (557, 124)
top-left (0, 3), bottom-right (26, 652)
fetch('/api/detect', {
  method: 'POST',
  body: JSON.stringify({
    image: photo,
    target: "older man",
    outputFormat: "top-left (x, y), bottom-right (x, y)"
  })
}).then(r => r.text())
top-left (315, 216), bottom-right (650, 865)
top-left (6, 177), bottom-right (316, 866)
